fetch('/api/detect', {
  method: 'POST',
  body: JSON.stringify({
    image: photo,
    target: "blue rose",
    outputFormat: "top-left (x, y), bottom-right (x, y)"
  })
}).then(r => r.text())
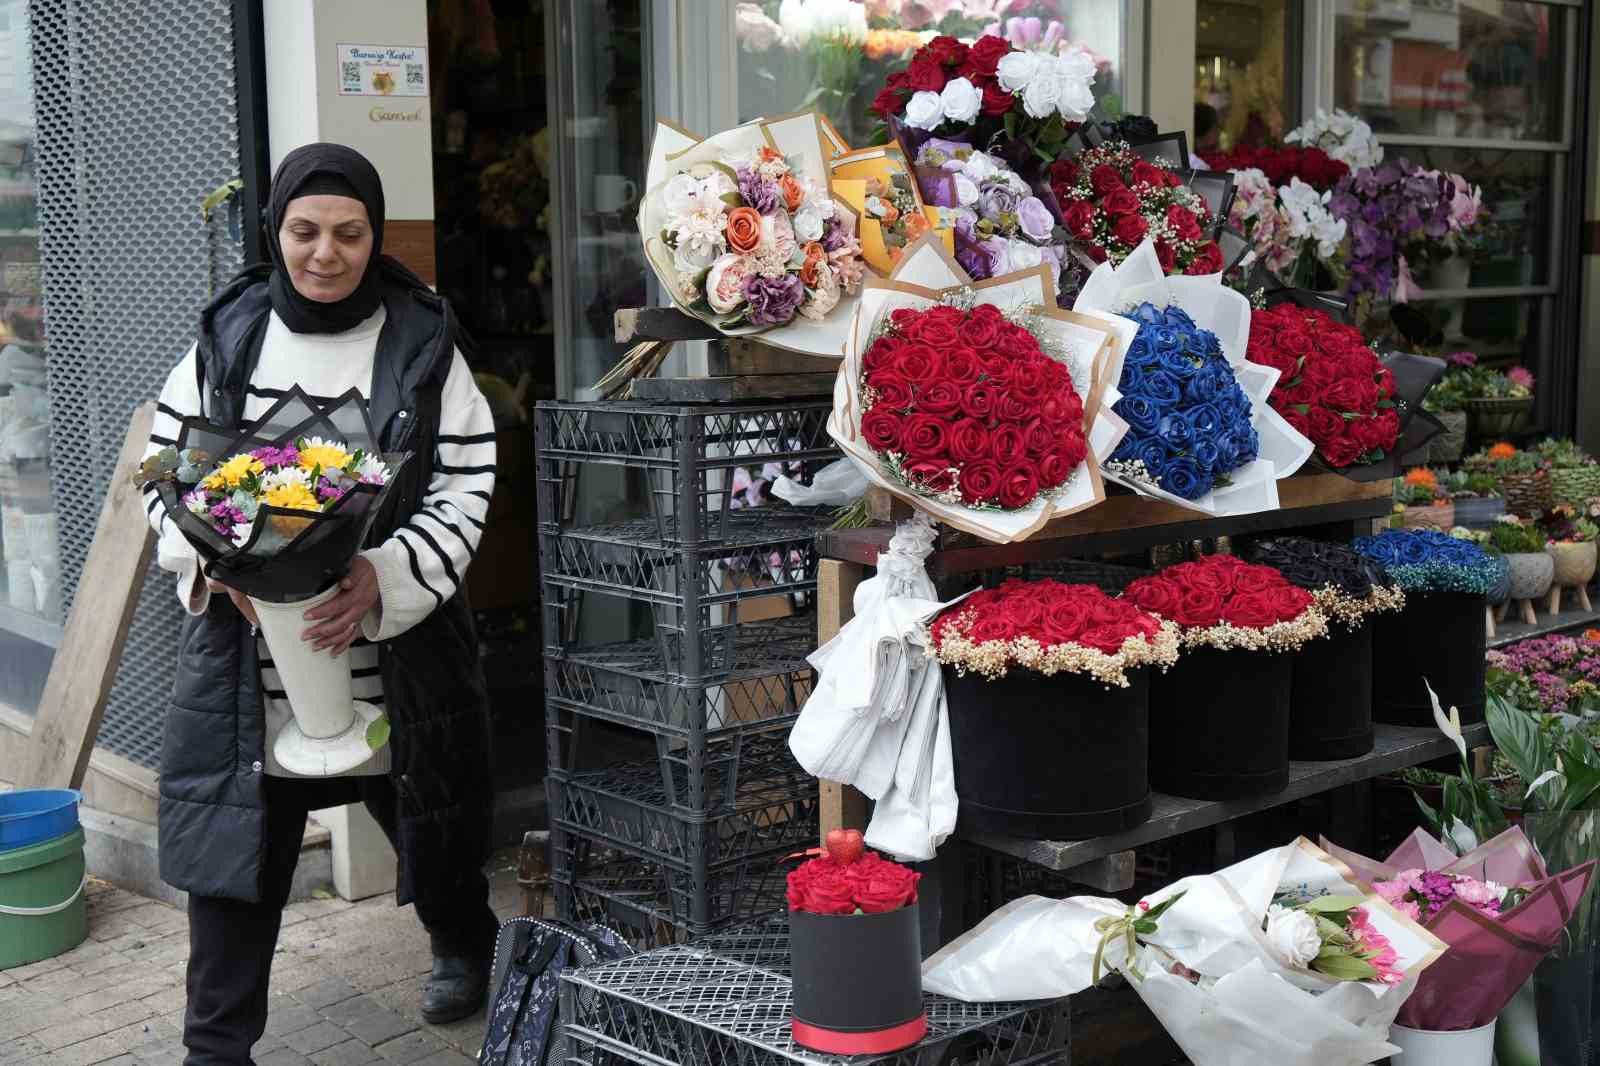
top-left (1158, 350), bottom-right (1199, 380)
top-left (1142, 372), bottom-right (1181, 406)
top-left (1125, 336), bottom-right (1153, 364)
top-left (1184, 372), bottom-right (1220, 404)
top-left (1130, 303), bottom-right (1164, 327)
top-left (1163, 306), bottom-right (1196, 330)
top-left (1190, 329), bottom-right (1222, 359)
top-left (1120, 362), bottom-right (1147, 395)
top-left (1186, 402), bottom-right (1222, 436)
top-left (1398, 533), bottom-right (1431, 565)
top-left (1232, 428), bottom-right (1260, 466)
top-left (1157, 413), bottom-right (1194, 448)
top-left (1160, 458), bottom-right (1213, 500)
top-left (1151, 327), bottom-right (1182, 354)
top-left (1115, 394), bottom-right (1160, 433)
top-left (1215, 433), bottom-right (1240, 470)
top-left (1135, 436), bottom-right (1172, 479)
top-left (1191, 439), bottom-right (1220, 472)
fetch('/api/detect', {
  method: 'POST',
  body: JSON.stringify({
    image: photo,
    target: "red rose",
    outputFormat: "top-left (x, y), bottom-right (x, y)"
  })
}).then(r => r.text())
top-left (1322, 379), bottom-right (1364, 413)
top-left (1353, 376), bottom-right (1379, 411)
top-left (1124, 576), bottom-right (1181, 618)
top-left (918, 379), bottom-right (963, 416)
top-left (961, 381), bottom-right (998, 420)
top-left (1153, 241), bottom-right (1176, 272)
top-left (1284, 382), bottom-right (1317, 407)
top-left (1090, 164), bottom-right (1125, 197)
top-left (924, 35), bottom-right (968, 68)
top-left (888, 307), bottom-right (923, 334)
top-left (1184, 242), bottom-right (1224, 275)
top-left (1306, 407), bottom-right (1345, 446)
top-left (855, 863), bottom-right (920, 913)
top-left (1320, 433), bottom-right (1365, 469)
top-left (948, 418), bottom-right (991, 463)
top-left (958, 459), bottom-right (1003, 504)
top-left (960, 310), bottom-right (1003, 349)
top-left (1275, 330), bottom-right (1311, 357)
top-left (962, 34), bottom-right (1011, 78)
top-left (905, 54), bottom-right (948, 93)
top-left (1302, 354), bottom-right (1338, 387)
top-left (788, 862), bottom-right (857, 915)
top-left (870, 372), bottom-right (913, 410)
top-left (1112, 213), bottom-right (1148, 246)
top-left (1372, 409), bottom-right (1400, 447)
top-left (995, 326), bottom-right (1039, 361)
top-left (1351, 414), bottom-right (1389, 453)
top-left (1000, 595), bottom-right (1045, 630)
top-left (1230, 566), bottom-right (1280, 595)
top-left (979, 352), bottom-right (1012, 385)
top-left (913, 315), bottom-right (961, 349)
top-left (1049, 160), bottom-right (1080, 189)
top-left (943, 345), bottom-right (982, 383)
top-left (1165, 170), bottom-right (1184, 188)
top-left (1281, 407), bottom-right (1312, 440)
top-left (1268, 584), bottom-right (1313, 621)
top-left (901, 414), bottom-right (949, 461)
top-left (969, 613), bottom-right (1016, 643)
top-left (1056, 430), bottom-right (1087, 469)
top-left (1174, 559), bottom-right (1235, 595)
top-left (1222, 592), bottom-right (1280, 629)
top-left (979, 79), bottom-right (1014, 117)
top-left (862, 336), bottom-right (904, 373)
top-left (1037, 449), bottom-right (1073, 488)
top-left (1063, 199), bottom-right (1096, 239)
top-left (896, 344), bottom-right (943, 383)
top-left (886, 70), bottom-right (910, 92)
top-left (904, 458), bottom-right (955, 492)
top-left (1080, 624), bottom-right (1135, 655)
top-left (998, 467), bottom-right (1038, 508)
top-left (870, 88), bottom-right (906, 119)
top-left (1173, 587), bottom-right (1225, 629)
top-left (1008, 361), bottom-right (1046, 399)
top-left (1165, 205), bottom-right (1201, 241)
top-left (1131, 160), bottom-right (1166, 188)
top-left (1022, 419), bottom-right (1054, 456)
top-left (861, 408), bottom-right (903, 452)
top-left (1102, 188), bottom-right (1140, 217)
top-left (994, 392), bottom-right (1033, 423)
top-left (990, 424), bottom-right (1026, 464)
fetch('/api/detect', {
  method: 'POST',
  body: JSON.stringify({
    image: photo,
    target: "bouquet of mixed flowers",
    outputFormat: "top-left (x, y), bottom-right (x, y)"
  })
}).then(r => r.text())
top-left (923, 837), bottom-right (1446, 1066)
top-left (928, 576), bottom-right (1178, 687)
top-left (1354, 528), bottom-right (1505, 595)
top-left (1122, 554), bottom-right (1327, 652)
top-left (1048, 142), bottom-right (1224, 275)
top-left (640, 112), bottom-right (866, 355)
top-left (912, 139), bottom-right (1068, 296)
top-left (829, 143), bottom-right (948, 276)
top-left (1225, 168), bottom-right (1348, 290)
top-left (1244, 303), bottom-right (1398, 469)
top-left (1284, 108), bottom-right (1384, 172)
top-left (1245, 536), bottom-right (1404, 629)
top-left (832, 235), bottom-right (1125, 542)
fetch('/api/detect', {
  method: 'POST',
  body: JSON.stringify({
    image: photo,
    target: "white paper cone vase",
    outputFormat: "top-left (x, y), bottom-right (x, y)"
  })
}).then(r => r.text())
top-left (1389, 1020), bottom-right (1496, 1066)
top-left (249, 586), bottom-right (381, 776)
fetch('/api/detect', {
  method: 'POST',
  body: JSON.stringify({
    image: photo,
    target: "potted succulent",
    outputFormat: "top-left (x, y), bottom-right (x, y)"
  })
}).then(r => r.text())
top-left (1395, 467), bottom-right (1455, 531)
top-left (1446, 469), bottom-right (1506, 528)
top-left (1539, 505), bottom-right (1598, 614)
top-left (1487, 515), bottom-right (1555, 626)
top-left (1451, 358), bottom-right (1535, 439)
top-left (1422, 352), bottom-right (1473, 463)
top-left (1466, 443), bottom-right (1552, 519)
top-left (1535, 437), bottom-right (1600, 508)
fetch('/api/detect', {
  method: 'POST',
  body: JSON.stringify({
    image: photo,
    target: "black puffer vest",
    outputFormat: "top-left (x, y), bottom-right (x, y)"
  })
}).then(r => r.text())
top-left (158, 266), bottom-right (493, 906)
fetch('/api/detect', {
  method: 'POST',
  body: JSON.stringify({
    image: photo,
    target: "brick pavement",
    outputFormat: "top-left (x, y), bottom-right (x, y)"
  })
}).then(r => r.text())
top-left (0, 850), bottom-right (526, 1065)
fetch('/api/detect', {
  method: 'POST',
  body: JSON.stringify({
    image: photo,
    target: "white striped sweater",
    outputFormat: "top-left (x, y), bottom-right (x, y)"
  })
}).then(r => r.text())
top-left (140, 306), bottom-right (497, 777)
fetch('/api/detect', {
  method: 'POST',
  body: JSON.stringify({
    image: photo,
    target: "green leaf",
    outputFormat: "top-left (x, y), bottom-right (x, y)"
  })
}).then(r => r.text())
top-left (1142, 890), bottom-right (1187, 922)
top-left (365, 713), bottom-right (391, 751)
top-left (1301, 895), bottom-right (1364, 914)
top-left (1311, 952), bottom-right (1379, 981)
top-left (1413, 789), bottom-right (1442, 834)
top-left (1487, 691), bottom-right (1548, 791)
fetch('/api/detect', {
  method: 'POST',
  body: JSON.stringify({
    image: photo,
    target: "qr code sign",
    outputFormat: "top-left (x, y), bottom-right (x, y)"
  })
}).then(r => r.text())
top-left (405, 63), bottom-right (425, 87)
top-left (342, 61), bottom-right (361, 91)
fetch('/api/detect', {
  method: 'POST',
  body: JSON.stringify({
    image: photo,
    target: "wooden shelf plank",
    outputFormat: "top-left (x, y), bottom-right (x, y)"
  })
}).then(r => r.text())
top-left (0, 599), bottom-right (62, 648)
top-left (1488, 602), bottom-right (1600, 649)
top-left (963, 722), bottom-right (1489, 873)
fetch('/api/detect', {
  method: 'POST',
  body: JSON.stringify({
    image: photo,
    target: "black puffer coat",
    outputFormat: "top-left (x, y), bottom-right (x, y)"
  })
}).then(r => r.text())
top-left (158, 266), bottom-right (493, 906)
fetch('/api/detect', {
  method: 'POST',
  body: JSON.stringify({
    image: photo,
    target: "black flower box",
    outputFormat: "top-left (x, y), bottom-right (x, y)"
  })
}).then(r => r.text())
top-left (1372, 590), bottom-right (1487, 728)
top-left (1290, 620), bottom-right (1375, 760)
top-left (944, 665), bottom-right (1153, 839)
top-left (1149, 647), bottom-right (1291, 799)
top-left (789, 904), bottom-right (927, 1055)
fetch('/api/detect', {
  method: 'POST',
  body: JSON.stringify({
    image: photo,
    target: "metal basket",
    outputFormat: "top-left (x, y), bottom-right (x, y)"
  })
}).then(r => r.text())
top-left (1465, 396), bottom-right (1532, 439)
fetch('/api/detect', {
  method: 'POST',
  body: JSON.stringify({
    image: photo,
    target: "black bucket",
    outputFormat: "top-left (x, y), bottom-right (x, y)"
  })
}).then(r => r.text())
top-left (1149, 647), bottom-right (1292, 799)
top-left (789, 904), bottom-right (926, 1054)
top-left (1372, 591), bottom-right (1487, 727)
top-left (1291, 621), bottom-right (1375, 760)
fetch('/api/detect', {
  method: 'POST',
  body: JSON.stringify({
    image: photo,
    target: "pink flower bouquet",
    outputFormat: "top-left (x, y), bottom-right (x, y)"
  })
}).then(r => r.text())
top-left (1322, 827), bottom-right (1596, 1031)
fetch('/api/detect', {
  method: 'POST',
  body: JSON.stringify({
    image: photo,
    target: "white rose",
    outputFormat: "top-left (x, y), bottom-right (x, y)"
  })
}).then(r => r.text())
top-left (1053, 49), bottom-right (1097, 121)
top-left (792, 206), bottom-right (825, 242)
top-left (1265, 905), bottom-right (1322, 968)
top-left (962, 153), bottom-right (998, 183)
top-left (1021, 74), bottom-right (1059, 120)
top-left (1007, 239), bottom-right (1043, 271)
top-left (673, 241), bottom-right (718, 275)
top-left (940, 77), bottom-right (982, 124)
top-left (954, 174), bottom-right (980, 208)
top-left (662, 173), bottom-right (702, 216)
top-left (996, 50), bottom-right (1041, 93)
top-left (904, 90), bottom-right (946, 131)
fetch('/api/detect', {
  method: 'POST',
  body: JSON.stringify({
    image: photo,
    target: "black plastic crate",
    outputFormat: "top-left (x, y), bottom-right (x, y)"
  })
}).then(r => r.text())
top-left (550, 732), bottom-right (818, 870)
top-left (552, 850), bottom-right (790, 949)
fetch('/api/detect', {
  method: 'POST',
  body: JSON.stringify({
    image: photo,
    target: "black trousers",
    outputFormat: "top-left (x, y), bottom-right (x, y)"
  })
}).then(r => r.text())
top-left (181, 775), bottom-right (498, 1066)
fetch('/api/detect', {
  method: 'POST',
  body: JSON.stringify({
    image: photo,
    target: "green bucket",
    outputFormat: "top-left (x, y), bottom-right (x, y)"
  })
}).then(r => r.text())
top-left (0, 826), bottom-right (88, 968)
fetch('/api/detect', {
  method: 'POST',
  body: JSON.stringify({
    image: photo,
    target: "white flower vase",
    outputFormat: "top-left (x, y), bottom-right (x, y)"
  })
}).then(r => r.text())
top-left (248, 586), bottom-right (382, 776)
top-left (1388, 1020), bottom-right (1496, 1066)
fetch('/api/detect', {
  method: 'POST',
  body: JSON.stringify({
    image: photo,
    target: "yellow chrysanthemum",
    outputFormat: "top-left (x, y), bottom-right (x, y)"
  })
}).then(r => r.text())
top-left (298, 440), bottom-right (353, 474)
top-left (261, 482), bottom-right (321, 512)
top-left (201, 453), bottom-right (265, 491)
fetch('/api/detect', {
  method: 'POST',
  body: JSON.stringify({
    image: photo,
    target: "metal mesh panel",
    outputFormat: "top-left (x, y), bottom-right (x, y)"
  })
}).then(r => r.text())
top-left (31, 0), bottom-right (242, 765)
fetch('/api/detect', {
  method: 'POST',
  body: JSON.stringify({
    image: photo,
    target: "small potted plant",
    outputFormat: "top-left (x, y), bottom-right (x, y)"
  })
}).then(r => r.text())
top-left (1535, 437), bottom-right (1600, 508)
top-left (1395, 467), bottom-right (1455, 530)
top-left (1539, 504), bottom-right (1598, 614)
top-left (1445, 469), bottom-right (1506, 528)
top-left (1486, 514), bottom-right (1555, 626)
top-left (1423, 352), bottom-right (1474, 463)
top-left (1123, 555), bottom-right (1327, 799)
top-left (787, 831), bottom-right (926, 1054)
top-left (1458, 363), bottom-right (1534, 439)
top-left (1466, 443), bottom-right (1552, 518)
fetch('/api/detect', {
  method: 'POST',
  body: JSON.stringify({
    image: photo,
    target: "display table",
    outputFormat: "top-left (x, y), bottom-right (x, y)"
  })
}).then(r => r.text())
top-left (558, 914), bottom-right (1069, 1065)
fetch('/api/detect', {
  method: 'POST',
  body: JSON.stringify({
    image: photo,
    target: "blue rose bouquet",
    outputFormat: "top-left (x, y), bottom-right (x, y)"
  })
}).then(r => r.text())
top-left (1353, 529), bottom-right (1506, 595)
top-left (1105, 303), bottom-right (1260, 500)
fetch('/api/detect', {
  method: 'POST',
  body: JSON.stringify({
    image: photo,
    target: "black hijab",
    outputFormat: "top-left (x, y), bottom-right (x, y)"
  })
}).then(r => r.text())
top-left (266, 143), bottom-right (393, 334)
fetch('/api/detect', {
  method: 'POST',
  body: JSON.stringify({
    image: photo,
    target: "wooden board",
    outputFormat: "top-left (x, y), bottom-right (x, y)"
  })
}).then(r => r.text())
top-left (816, 558), bottom-right (867, 843)
top-left (962, 722), bottom-right (1489, 873)
top-left (718, 339), bottom-right (840, 376)
top-left (17, 404), bottom-right (158, 790)
top-left (614, 306), bottom-right (722, 342)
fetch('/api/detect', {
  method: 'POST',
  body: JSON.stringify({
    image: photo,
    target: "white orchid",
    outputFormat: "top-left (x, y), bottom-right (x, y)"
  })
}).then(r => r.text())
top-left (1425, 678), bottom-right (1467, 762)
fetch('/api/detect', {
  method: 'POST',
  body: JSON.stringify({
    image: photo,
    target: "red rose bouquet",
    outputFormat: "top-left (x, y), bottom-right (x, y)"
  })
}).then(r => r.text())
top-left (1200, 144), bottom-right (1350, 193)
top-left (1122, 554), bottom-right (1327, 651)
top-left (787, 832), bottom-right (921, 916)
top-left (1245, 303), bottom-right (1400, 470)
top-left (859, 302), bottom-right (1088, 510)
top-left (1050, 141), bottom-right (1224, 275)
top-left (929, 577), bottom-right (1179, 687)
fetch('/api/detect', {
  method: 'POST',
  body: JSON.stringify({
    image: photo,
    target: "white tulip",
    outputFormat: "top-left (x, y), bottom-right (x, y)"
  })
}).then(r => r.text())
top-left (777, 0), bottom-right (812, 45)
top-left (940, 77), bottom-right (982, 124)
top-left (904, 90), bottom-right (946, 131)
top-left (996, 50), bottom-right (1042, 93)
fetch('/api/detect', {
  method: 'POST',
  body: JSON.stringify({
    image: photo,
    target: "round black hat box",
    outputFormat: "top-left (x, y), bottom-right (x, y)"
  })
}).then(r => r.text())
top-left (1371, 591), bottom-right (1487, 728)
top-left (1290, 620), bottom-right (1375, 760)
top-left (943, 665), bottom-right (1152, 839)
top-left (789, 904), bottom-right (927, 1055)
top-left (1149, 647), bottom-right (1291, 800)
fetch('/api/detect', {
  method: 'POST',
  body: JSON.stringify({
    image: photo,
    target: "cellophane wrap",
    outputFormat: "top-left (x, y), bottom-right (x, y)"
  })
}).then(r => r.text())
top-left (1321, 827), bottom-right (1598, 1031)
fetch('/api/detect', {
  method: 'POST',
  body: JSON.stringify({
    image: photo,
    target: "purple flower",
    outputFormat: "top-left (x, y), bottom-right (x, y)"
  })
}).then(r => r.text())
top-left (822, 214), bottom-right (850, 253)
top-left (316, 477), bottom-right (344, 503)
top-left (978, 182), bottom-right (1021, 221)
top-left (737, 167), bottom-right (780, 215)
top-left (742, 273), bottom-right (804, 326)
top-left (955, 244), bottom-right (990, 280)
top-left (250, 446), bottom-right (299, 468)
top-left (1016, 196), bottom-right (1055, 243)
top-left (1448, 351), bottom-right (1478, 368)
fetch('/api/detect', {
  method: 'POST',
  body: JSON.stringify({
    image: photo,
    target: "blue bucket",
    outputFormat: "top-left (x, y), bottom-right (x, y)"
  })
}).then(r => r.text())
top-left (0, 790), bottom-right (81, 852)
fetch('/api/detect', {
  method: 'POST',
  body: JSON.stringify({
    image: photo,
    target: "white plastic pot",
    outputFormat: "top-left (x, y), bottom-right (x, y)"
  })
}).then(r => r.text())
top-left (249, 586), bottom-right (381, 776)
top-left (1388, 1019), bottom-right (1496, 1066)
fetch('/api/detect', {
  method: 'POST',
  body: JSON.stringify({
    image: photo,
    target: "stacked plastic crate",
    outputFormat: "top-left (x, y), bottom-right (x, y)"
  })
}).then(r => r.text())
top-left (536, 399), bottom-right (838, 947)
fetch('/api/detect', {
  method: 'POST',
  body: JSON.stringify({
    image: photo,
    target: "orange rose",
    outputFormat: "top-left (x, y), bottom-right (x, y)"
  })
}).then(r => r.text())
top-left (800, 242), bottom-right (826, 286)
top-left (779, 173), bottom-right (805, 213)
top-left (903, 211), bottom-right (931, 239)
top-left (725, 207), bottom-right (763, 255)
top-left (880, 203), bottom-right (900, 224)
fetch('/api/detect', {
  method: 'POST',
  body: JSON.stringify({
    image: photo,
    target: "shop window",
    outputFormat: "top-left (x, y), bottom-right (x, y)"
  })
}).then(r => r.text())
top-left (1196, 0), bottom-right (1295, 153)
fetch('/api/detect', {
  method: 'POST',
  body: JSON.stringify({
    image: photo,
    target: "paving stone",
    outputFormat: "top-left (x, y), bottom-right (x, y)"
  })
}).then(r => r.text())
top-left (36, 1004), bottom-right (144, 1051)
top-left (107, 1018), bottom-right (179, 1053)
top-left (0, 1034), bottom-right (45, 1064)
top-left (73, 952), bottom-right (138, 977)
top-left (410, 1051), bottom-right (477, 1066)
top-left (7, 956), bottom-right (67, 981)
top-left (325, 1000), bottom-right (416, 1046)
top-left (281, 1020), bottom-right (352, 1056)
top-left (295, 975), bottom-right (360, 1011)
top-left (257, 1050), bottom-right (314, 1066)
top-left (372, 1030), bottom-right (447, 1064)
top-left (309, 1039), bottom-right (382, 1066)
top-left (91, 1056), bottom-right (141, 1066)
top-left (264, 1002), bottom-right (324, 1037)
top-left (50, 1033), bottom-right (127, 1066)
top-left (138, 987), bottom-right (187, 1015)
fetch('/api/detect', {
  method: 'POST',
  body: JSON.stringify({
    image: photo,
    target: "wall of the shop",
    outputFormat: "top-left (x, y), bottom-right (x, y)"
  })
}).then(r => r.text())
top-left (1144, 0), bottom-right (1198, 148)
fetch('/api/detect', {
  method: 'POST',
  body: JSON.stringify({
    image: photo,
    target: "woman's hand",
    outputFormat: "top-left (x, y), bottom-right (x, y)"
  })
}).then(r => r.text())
top-left (302, 556), bottom-right (380, 656)
top-left (206, 579), bottom-right (259, 628)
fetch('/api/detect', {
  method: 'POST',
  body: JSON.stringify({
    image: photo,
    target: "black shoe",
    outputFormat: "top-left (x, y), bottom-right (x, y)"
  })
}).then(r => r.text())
top-left (420, 953), bottom-right (489, 1024)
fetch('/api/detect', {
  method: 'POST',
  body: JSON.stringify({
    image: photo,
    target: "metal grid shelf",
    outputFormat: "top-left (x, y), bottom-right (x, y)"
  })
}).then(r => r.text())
top-left (550, 732), bottom-right (818, 870)
top-left (545, 508), bottom-right (832, 553)
top-left (538, 401), bottom-right (835, 469)
top-left (546, 615), bottom-right (815, 736)
top-left (558, 916), bottom-right (1070, 1065)
top-left (553, 851), bottom-right (792, 949)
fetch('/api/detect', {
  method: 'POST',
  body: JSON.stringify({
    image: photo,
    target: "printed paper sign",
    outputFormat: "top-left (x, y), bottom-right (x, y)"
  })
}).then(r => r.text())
top-left (337, 44), bottom-right (428, 97)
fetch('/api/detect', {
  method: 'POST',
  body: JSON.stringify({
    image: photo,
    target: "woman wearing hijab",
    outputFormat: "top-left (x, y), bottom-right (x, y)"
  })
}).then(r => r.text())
top-left (140, 143), bottom-right (500, 1064)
